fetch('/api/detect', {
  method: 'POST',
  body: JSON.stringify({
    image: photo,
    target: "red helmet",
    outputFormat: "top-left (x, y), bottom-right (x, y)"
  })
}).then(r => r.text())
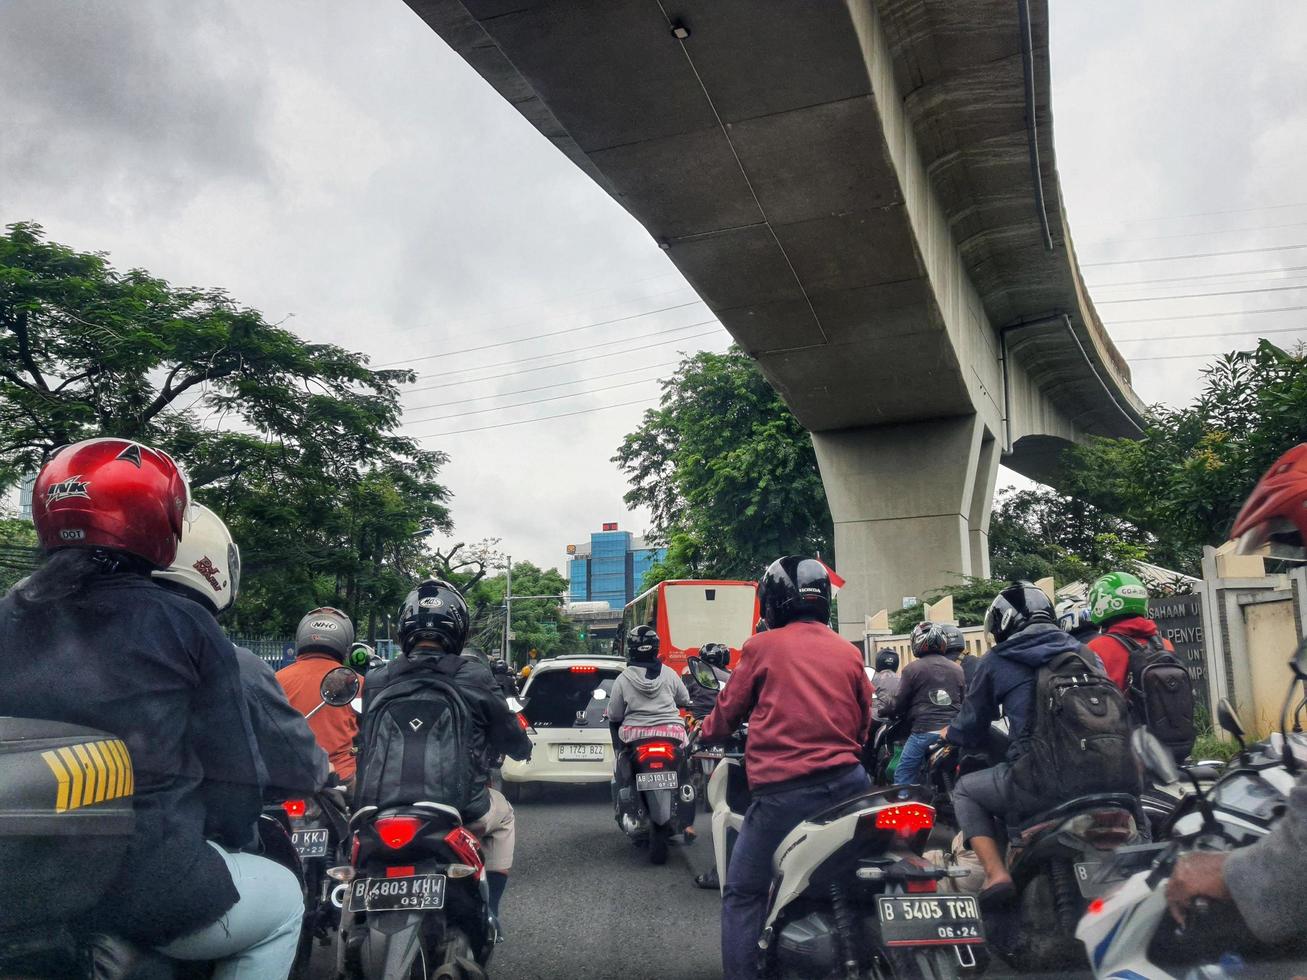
top-left (33, 438), bottom-right (190, 569)
top-left (1230, 444), bottom-right (1307, 558)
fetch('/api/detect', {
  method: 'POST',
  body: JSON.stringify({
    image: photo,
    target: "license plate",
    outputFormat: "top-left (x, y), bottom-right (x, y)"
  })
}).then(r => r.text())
top-left (558, 743), bottom-right (605, 761)
top-left (291, 829), bottom-right (329, 859)
top-left (635, 770), bottom-right (679, 791)
top-left (349, 874), bottom-right (446, 912)
top-left (876, 895), bottom-right (984, 946)
top-left (1074, 860), bottom-right (1130, 899)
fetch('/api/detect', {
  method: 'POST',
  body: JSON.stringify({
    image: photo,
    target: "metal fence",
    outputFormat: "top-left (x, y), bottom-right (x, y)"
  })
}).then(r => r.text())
top-left (233, 636), bottom-right (397, 668)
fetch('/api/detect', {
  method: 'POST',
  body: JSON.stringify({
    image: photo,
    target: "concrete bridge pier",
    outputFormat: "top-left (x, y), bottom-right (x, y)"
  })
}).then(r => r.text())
top-left (813, 415), bottom-right (1000, 639)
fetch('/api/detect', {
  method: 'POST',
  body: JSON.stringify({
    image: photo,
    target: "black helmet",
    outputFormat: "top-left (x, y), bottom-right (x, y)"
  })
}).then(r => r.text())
top-left (874, 649), bottom-right (900, 672)
top-left (626, 625), bottom-right (660, 662)
top-left (397, 579), bottom-right (470, 654)
top-left (758, 556), bottom-right (831, 629)
top-left (699, 642), bottom-right (729, 669)
top-left (490, 658), bottom-right (510, 676)
top-left (910, 621), bottom-right (949, 657)
top-left (984, 581), bottom-right (1056, 645)
top-left (940, 624), bottom-right (967, 658)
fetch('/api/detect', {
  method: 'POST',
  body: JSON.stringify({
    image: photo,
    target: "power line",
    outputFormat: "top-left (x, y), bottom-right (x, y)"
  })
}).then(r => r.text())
top-left (1110, 303), bottom-right (1307, 325)
top-left (402, 376), bottom-right (664, 426)
top-left (1096, 283), bottom-right (1307, 305)
top-left (405, 359), bottom-right (682, 412)
top-left (1114, 324), bottom-right (1307, 344)
top-left (1088, 219), bottom-right (1307, 247)
top-left (411, 396), bottom-right (657, 439)
top-left (402, 328), bottom-right (725, 396)
top-left (1081, 243), bottom-right (1307, 268)
top-left (1087, 265), bottom-right (1307, 288)
top-left (1113, 200), bottom-right (1307, 225)
top-left (377, 299), bottom-right (703, 367)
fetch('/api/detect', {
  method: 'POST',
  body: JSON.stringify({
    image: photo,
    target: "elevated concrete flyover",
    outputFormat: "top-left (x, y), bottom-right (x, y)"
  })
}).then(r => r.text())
top-left (405, 0), bottom-right (1147, 637)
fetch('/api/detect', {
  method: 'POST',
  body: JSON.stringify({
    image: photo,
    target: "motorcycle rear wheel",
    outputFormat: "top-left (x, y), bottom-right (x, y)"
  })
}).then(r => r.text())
top-left (649, 822), bottom-right (669, 864)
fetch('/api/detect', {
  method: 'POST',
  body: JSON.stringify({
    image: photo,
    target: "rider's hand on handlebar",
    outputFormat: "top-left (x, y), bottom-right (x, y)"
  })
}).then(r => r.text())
top-left (1164, 852), bottom-right (1231, 926)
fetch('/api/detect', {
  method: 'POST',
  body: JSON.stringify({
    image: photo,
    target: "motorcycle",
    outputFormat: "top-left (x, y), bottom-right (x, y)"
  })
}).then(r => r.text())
top-left (610, 726), bottom-right (696, 865)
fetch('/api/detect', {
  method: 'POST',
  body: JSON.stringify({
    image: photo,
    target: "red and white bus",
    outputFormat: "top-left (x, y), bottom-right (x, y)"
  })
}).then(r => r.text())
top-left (618, 580), bottom-right (760, 674)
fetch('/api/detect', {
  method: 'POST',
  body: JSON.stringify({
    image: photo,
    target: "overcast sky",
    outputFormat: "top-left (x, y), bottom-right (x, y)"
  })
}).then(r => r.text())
top-left (2, 1), bottom-right (1305, 573)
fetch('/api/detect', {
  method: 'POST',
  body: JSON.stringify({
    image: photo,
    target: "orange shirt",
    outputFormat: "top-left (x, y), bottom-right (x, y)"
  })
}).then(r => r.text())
top-left (276, 653), bottom-right (361, 780)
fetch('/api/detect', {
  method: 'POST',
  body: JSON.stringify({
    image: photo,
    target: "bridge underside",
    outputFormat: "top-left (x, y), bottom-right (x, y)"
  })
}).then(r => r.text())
top-left (406, 0), bottom-right (1146, 633)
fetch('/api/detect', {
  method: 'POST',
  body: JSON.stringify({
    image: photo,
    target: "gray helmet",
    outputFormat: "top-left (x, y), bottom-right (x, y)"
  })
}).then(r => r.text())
top-left (295, 606), bottom-right (355, 662)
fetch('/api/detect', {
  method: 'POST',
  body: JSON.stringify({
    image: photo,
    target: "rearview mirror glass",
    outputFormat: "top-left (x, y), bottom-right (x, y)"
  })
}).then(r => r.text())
top-left (687, 656), bottom-right (719, 691)
top-left (1130, 727), bottom-right (1181, 785)
top-left (1217, 697), bottom-right (1246, 740)
top-left (1292, 638), bottom-right (1307, 681)
top-left (320, 666), bottom-right (361, 707)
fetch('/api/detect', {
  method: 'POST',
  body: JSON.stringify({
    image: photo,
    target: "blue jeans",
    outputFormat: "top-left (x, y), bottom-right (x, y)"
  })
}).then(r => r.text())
top-left (721, 765), bottom-right (871, 980)
top-left (894, 731), bottom-right (941, 787)
top-left (157, 842), bottom-right (304, 980)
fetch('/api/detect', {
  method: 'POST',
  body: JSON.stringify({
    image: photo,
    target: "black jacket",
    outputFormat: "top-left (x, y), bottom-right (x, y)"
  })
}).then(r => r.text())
top-left (234, 646), bottom-right (330, 800)
top-left (358, 651), bottom-right (532, 821)
top-left (0, 574), bottom-right (263, 944)
top-left (886, 652), bottom-right (965, 733)
top-left (682, 663), bottom-right (730, 720)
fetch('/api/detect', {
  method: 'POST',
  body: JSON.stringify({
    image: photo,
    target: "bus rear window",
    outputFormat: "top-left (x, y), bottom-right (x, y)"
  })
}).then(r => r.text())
top-left (523, 669), bottom-right (620, 728)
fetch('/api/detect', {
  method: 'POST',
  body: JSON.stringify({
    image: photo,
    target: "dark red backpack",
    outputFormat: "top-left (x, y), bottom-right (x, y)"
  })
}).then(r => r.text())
top-left (1107, 632), bottom-right (1196, 762)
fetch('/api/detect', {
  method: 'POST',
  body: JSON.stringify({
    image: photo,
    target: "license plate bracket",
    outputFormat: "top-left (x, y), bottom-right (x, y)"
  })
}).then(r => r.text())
top-left (349, 874), bottom-right (447, 913)
top-left (876, 895), bottom-right (984, 946)
top-left (291, 829), bottom-right (330, 859)
top-left (635, 770), bottom-right (679, 791)
top-left (558, 743), bottom-right (605, 761)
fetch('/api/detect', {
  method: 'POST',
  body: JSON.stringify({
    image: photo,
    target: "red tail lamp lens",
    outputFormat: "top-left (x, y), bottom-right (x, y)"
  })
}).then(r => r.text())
top-left (635, 741), bottom-right (677, 763)
top-left (906, 878), bottom-right (938, 894)
top-left (282, 799), bottom-right (306, 818)
top-left (444, 826), bottom-right (484, 869)
top-left (386, 866), bottom-right (416, 878)
top-left (375, 815), bottom-right (423, 850)
top-left (1087, 898), bottom-right (1106, 915)
top-left (874, 803), bottom-right (936, 837)
top-left (517, 712), bottom-right (532, 731)
top-left (570, 665), bottom-right (598, 673)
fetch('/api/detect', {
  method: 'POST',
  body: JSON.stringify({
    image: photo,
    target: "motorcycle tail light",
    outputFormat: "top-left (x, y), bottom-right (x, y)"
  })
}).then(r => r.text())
top-left (282, 799), bottom-right (306, 818)
top-left (444, 826), bottom-right (485, 871)
top-left (635, 741), bottom-right (677, 763)
top-left (906, 878), bottom-right (938, 893)
top-left (386, 866), bottom-right (416, 878)
top-left (1083, 809), bottom-right (1134, 848)
top-left (374, 815), bottom-right (423, 850)
top-left (873, 803), bottom-right (936, 838)
top-left (1087, 898), bottom-right (1106, 915)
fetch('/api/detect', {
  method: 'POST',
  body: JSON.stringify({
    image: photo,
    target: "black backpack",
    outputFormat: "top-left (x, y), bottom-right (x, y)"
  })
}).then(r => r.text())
top-left (1109, 633), bottom-right (1196, 762)
top-left (355, 654), bottom-right (476, 814)
top-left (1009, 649), bottom-right (1140, 817)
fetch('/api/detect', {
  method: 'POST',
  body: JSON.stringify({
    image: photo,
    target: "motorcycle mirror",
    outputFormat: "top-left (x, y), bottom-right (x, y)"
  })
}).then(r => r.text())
top-left (1130, 728), bottom-right (1181, 785)
top-left (319, 666), bottom-right (362, 707)
top-left (1217, 697), bottom-right (1247, 742)
top-left (686, 657), bottom-right (720, 691)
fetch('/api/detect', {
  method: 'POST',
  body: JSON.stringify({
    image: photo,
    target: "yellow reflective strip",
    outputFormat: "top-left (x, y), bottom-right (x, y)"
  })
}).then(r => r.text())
top-left (86, 742), bottom-right (111, 803)
top-left (41, 750), bottom-right (72, 813)
top-left (71, 743), bottom-right (99, 807)
top-left (57, 747), bottom-right (85, 811)
top-left (109, 739), bottom-right (134, 796)
top-left (99, 741), bottom-right (120, 799)
top-left (109, 740), bottom-right (128, 798)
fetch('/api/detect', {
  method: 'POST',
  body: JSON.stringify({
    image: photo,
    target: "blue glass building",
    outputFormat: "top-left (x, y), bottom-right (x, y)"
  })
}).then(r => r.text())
top-left (566, 525), bottom-right (666, 609)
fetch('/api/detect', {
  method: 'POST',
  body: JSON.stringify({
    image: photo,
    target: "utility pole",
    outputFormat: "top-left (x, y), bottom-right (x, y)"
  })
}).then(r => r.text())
top-left (502, 556), bottom-right (512, 663)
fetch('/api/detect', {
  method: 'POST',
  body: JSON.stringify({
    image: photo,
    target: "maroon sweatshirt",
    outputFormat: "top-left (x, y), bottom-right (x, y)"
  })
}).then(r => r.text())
top-left (702, 620), bottom-right (874, 792)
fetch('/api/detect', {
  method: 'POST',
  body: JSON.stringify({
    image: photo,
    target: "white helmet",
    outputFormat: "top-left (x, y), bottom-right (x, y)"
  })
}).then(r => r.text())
top-left (1056, 597), bottom-right (1092, 634)
top-left (153, 503), bottom-right (241, 613)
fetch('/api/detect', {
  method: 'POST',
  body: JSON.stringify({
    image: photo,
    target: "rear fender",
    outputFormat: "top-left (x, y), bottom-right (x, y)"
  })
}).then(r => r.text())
top-left (363, 909), bottom-right (427, 980)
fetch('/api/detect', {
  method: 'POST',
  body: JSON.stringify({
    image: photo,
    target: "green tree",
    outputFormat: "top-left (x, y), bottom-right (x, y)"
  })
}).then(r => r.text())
top-left (889, 576), bottom-right (1008, 634)
top-left (0, 514), bottom-right (38, 594)
top-left (1058, 341), bottom-right (1307, 571)
top-left (614, 347), bottom-right (832, 581)
top-left (463, 562), bottom-right (577, 667)
top-left (0, 222), bottom-right (452, 635)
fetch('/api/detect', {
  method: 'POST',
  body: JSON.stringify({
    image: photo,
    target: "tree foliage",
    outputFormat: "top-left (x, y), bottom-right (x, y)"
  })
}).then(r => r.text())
top-left (614, 347), bottom-right (832, 582)
top-left (890, 577), bottom-right (1007, 634)
top-left (461, 561), bottom-right (577, 667)
top-left (0, 222), bottom-right (452, 635)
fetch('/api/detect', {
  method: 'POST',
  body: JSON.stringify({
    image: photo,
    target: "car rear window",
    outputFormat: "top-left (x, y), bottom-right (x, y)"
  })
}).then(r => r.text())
top-left (523, 667), bottom-right (621, 728)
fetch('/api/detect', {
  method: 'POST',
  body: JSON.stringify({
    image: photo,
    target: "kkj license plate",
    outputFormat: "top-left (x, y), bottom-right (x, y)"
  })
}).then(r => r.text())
top-left (350, 874), bottom-right (447, 913)
top-left (876, 895), bottom-right (984, 946)
top-left (558, 743), bottom-right (605, 761)
top-left (291, 828), bottom-right (329, 859)
top-left (635, 770), bottom-right (679, 791)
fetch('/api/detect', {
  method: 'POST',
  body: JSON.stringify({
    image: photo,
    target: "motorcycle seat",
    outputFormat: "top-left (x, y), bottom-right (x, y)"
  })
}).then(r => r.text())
top-left (1183, 764), bottom-right (1222, 782)
top-left (85, 932), bottom-right (171, 980)
top-left (1014, 793), bottom-right (1139, 834)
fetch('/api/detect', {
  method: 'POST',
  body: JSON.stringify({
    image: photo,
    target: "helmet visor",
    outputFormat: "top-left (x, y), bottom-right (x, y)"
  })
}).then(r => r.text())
top-left (227, 540), bottom-right (242, 607)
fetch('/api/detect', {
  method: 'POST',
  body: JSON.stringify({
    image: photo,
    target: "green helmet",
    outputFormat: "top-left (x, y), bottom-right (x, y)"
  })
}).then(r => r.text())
top-left (1087, 571), bottom-right (1150, 625)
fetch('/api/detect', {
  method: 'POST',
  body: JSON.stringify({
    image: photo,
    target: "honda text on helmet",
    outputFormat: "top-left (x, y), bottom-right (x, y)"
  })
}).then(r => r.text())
top-left (295, 606), bottom-right (355, 662)
top-left (626, 624), bottom-right (660, 662)
top-left (984, 580), bottom-right (1056, 645)
top-left (33, 437), bottom-right (189, 569)
top-left (152, 503), bottom-right (241, 614)
top-left (757, 556), bottom-right (831, 629)
top-left (1231, 442), bottom-right (1307, 558)
top-left (396, 578), bottom-right (470, 654)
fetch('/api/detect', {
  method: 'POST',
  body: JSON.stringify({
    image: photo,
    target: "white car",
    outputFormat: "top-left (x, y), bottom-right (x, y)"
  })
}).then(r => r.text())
top-left (501, 655), bottom-right (627, 800)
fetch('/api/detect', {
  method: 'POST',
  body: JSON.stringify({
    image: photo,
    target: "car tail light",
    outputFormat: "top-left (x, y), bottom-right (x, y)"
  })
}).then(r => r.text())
top-left (873, 803), bottom-right (935, 838)
top-left (906, 878), bottom-right (938, 893)
top-left (570, 665), bottom-right (597, 673)
top-left (282, 799), bottom-right (306, 818)
top-left (375, 815), bottom-right (423, 850)
top-left (386, 866), bottom-right (415, 878)
top-left (517, 712), bottom-right (535, 735)
top-left (635, 741), bottom-right (677, 764)
top-left (444, 826), bottom-right (484, 871)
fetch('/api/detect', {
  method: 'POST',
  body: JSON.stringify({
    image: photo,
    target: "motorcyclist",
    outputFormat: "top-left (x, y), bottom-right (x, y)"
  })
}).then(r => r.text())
top-left (1164, 443), bottom-right (1307, 944)
top-left (701, 557), bottom-right (874, 980)
top-left (153, 502), bottom-right (329, 801)
top-left (1056, 597), bottom-right (1100, 645)
top-left (886, 621), bottom-right (964, 786)
top-left (1085, 571), bottom-right (1176, 692)
top-left (609, 626), bottom-right (692, 744)
top-left (0, 438), bottom-right (303, 977)
top-left (939, 623), bottom-right (980, 688)
top-left (870, 648), bottom-right (901, 721)
top-left (490, 657), bottom-right (520, 700)
top-left (276, 606), bottom-right (361, 787)
top-left (684, 641), bottom-right (731, 721)
top-left (357, 579), bottom-right (532, 928)
top-left (940, 581), bottom-right (1102, 908)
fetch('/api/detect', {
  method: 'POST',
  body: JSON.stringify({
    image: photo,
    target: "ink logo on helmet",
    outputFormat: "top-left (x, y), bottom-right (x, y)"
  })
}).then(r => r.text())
top-left (419, 596), bottom-right (444, 609)
top-left (46, 476), bottom-right (90, 504)
top-left (192, 556), bottom-right (226, 593)
top-left (309, 619), bottom-right (339, 631)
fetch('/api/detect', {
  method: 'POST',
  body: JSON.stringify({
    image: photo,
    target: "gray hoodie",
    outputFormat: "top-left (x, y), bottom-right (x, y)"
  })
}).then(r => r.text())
top-left (607, 662), bottom-right (691, 728)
